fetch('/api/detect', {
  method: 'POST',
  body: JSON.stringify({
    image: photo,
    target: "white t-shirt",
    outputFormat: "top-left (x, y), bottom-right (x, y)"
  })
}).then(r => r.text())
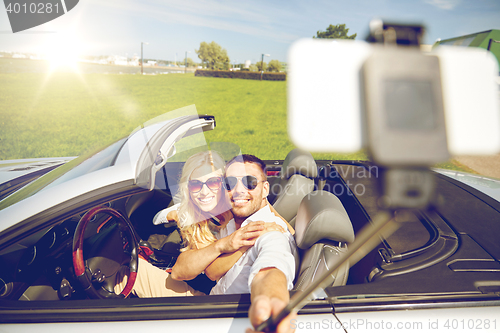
top-left (210, 204), bottom-right (297, 295)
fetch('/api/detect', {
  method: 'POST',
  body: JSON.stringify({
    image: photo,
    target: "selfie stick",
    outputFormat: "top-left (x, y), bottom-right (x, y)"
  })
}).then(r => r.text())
top-left (256, 210), bottom-right (399, 332)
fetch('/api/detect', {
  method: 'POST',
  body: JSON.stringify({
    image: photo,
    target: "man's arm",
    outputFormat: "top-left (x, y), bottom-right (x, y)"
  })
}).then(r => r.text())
top-left (246, 229), bottom-right (297, 332)
top-left (171, 221), bottom-right (266, 281)
top-left (251, 267), bottom-right (289, 303)
top-left (204, 246), bottom-right (249, 281)
top-left (205, 221), bottom-right (286, 280)
top-left (247, 268), bottom-right (297, 333)
top-left (170, 241), bottom-right (224, 281)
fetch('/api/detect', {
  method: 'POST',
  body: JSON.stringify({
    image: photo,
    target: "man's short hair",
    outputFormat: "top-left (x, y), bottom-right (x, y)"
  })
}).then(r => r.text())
top-left (226, 154), bottom-right (267, 180)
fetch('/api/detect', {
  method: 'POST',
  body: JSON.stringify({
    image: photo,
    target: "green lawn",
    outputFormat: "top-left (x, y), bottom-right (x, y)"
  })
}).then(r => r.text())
top-left (0, 71), bottom-right (273, 159)
top-left (0, 63), bottom-right (471, 172)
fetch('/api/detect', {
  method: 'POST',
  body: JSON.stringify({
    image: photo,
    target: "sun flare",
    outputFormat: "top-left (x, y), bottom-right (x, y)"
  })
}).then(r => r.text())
top-left (43, 34), bottom-right (83, 73)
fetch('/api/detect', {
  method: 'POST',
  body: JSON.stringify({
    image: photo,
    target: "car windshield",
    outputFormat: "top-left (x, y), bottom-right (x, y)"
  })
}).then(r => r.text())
top-left (0, 138), bottom-right (127, 212)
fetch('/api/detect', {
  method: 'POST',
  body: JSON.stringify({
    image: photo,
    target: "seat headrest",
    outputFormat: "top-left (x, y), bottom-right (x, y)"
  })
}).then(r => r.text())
top-left (295, 191), bottom-right (355, 250)
top-left (281, 149), bottom-right (318, 180)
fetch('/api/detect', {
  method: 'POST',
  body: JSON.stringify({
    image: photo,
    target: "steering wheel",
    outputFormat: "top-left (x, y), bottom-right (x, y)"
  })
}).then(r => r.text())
top-left (72, 206), bottom-right (139, 299)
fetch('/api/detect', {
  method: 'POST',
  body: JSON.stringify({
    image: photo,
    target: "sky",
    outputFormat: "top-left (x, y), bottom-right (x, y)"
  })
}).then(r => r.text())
top-left (1, 0), bottom-right (499, 64)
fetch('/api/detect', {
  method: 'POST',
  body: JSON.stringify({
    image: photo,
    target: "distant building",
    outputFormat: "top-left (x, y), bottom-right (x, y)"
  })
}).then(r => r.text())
top-left (113, 56), bottom-right (128, 66)
top-left (129, 56), bottom-right (139, 67)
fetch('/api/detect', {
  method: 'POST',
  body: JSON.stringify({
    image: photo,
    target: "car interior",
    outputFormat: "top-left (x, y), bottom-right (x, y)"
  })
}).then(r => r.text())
top-left (0, 147), bottom-right (478, 302)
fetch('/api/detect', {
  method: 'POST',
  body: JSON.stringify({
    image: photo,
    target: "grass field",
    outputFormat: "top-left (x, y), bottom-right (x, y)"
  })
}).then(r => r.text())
top-left (0, 59), bottom-right (471, 172)
top-left (0, 70), bottom-right (286, 159)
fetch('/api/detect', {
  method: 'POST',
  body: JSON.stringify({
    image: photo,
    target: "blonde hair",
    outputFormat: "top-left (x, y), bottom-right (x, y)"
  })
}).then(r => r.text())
top-left (177, 150), bottom-right (231, 250)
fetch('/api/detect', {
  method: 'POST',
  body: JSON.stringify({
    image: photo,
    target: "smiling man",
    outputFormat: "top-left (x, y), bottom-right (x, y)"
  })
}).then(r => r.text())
top-left (209, 154), bottom-right (297, 333)
top-left (210, 154), bottom-right (297, 295)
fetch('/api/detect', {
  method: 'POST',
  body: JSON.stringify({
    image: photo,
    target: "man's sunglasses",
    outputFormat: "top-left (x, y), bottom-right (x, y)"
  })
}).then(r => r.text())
top-left (188, 177), bottom-right (223, 193)
top-left (224, 175), bottom-right (264, 191)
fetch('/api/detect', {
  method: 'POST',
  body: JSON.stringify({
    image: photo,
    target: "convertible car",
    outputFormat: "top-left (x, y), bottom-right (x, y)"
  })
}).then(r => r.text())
top-left (0, 106), bottom-right (499, 332)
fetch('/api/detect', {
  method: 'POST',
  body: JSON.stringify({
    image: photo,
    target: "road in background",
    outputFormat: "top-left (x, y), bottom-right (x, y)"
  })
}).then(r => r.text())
top-left (456, 154), bottom-right (500, 179)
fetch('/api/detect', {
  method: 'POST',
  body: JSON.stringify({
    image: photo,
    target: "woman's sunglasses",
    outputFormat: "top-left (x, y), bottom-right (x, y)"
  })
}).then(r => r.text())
top-left (188, 177), bottom-right (223, 193)
top-left (223, 175), bottom-right (263, 191)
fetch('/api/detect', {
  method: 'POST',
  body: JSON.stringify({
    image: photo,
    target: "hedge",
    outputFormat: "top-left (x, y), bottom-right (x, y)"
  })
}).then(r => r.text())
top-left (194, 70), bottom-right (286, 81)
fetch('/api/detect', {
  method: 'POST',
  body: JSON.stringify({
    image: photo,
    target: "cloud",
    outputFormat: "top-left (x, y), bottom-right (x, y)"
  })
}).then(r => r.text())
top-left (424, 0), bottom-right (460, 10)
top-left (88, 0), bottom-right (300, 44)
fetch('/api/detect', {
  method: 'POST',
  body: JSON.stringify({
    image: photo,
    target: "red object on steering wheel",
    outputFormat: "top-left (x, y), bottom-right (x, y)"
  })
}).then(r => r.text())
top-left (72, 205), bottom-right (138, 298)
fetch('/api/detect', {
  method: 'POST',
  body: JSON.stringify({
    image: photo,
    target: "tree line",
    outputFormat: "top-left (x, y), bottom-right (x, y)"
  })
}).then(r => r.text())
top-left (195, 23), bottom-right (356, 71)
top-left (195, 41), bottom-right (282, 72)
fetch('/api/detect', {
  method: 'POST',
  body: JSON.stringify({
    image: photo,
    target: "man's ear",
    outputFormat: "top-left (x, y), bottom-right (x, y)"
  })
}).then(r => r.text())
top-left (262, 181), bottom-right (270, 198)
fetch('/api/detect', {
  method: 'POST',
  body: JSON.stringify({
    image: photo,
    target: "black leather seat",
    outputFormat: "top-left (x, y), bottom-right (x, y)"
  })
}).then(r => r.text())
top-left (293, 190), bottom-right (355, 295)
